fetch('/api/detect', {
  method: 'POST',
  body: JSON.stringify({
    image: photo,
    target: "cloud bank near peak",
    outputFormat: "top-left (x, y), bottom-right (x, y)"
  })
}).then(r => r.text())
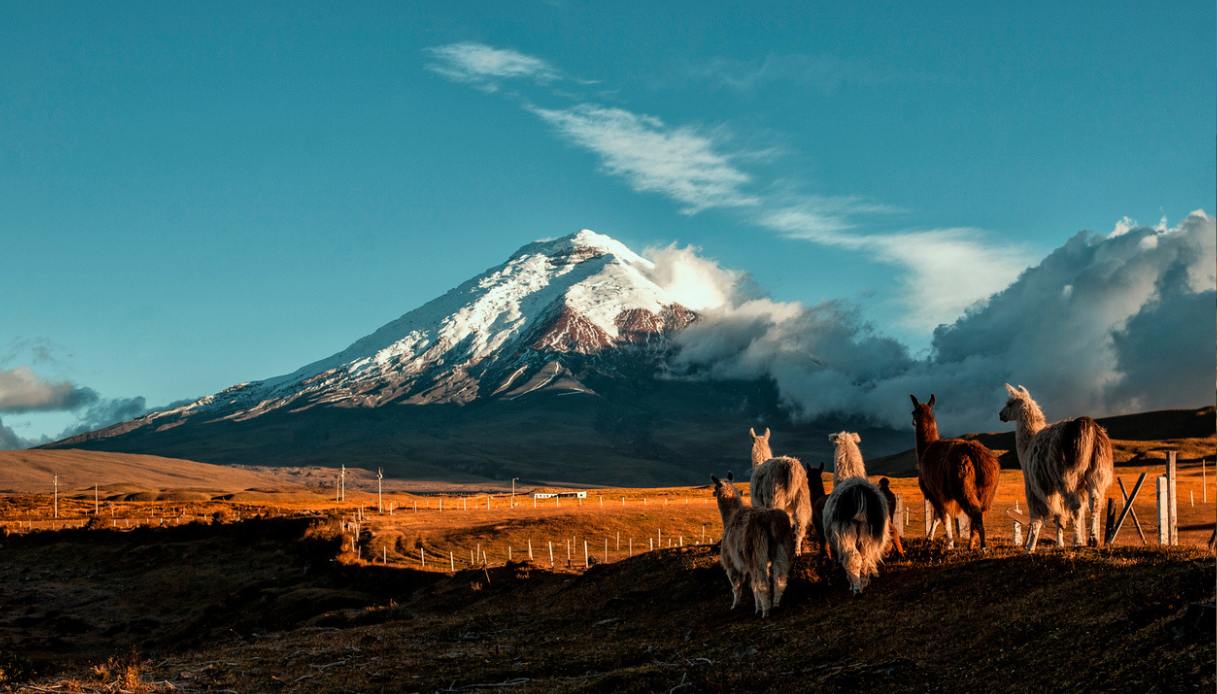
top-left (663, 210), bottom-right (1215, 431)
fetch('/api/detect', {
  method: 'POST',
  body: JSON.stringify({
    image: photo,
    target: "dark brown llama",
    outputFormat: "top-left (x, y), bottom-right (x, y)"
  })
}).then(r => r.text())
top-left (910, 394), bottom-right (1000, 550)
top-left (806, 462), bottom-right (830, 559)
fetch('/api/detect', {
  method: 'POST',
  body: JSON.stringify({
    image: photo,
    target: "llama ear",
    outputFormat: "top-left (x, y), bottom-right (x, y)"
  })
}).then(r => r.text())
top-left (710, 475), bottom-right (721, 487)
top-left (1018, 384), bottom-right (1030, 396)
top-left (909, 394), bottom-right (919, 407)
top-left (762, 427), bottom-right (771, 440)
top-left (928, 393), bottom-right (936, 409)
top-left (817, 462), bottom-right (825, 472)
top-left (749, 427), bottom-right (758, 440)
top-left (727, 470), bottom-right (734, 481)
top-left (1004, 383), bottom-right (1020, 397)
top-left (852, 433), bottom-right (862, 443)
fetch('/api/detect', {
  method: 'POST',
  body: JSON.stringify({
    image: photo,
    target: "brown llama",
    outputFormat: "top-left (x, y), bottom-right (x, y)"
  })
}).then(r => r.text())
top-left (877, 478), bottom-right (906, 559)
top-left (711, 472), bottom-right (794, 618)
top-left (748, 428), bottom-right (812, 555)
top-left (806, 461), bottom-right (830, 559)
top-left (910, 394), bottom-right (1000, 550)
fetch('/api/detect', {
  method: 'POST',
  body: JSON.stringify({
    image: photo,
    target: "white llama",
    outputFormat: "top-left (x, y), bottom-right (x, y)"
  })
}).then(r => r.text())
top-left (999, 384), bottom-right (1114, 552)
top-left (822, 431), bottom-right (891, 594)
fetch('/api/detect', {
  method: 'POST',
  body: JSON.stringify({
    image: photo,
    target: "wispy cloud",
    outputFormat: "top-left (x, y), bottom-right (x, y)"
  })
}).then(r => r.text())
top-left (425, 42), bottom-right (561, 92)
top-left (761, 206), bottom-right (1032, 328)
top-left (426, 41), bottom-right (1027, 329)
top-left (682, 53), bottom-right (938, 93)
top-left (529, 104), bottom-right (759, 214)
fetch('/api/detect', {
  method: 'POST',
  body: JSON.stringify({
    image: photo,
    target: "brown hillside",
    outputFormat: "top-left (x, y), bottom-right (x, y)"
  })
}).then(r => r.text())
top-left (0, 449), bottom-right (302, 495)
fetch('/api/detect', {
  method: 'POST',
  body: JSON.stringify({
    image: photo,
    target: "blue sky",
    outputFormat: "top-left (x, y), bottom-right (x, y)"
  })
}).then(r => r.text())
top-left (2, 2), bottom-right (1214, 441)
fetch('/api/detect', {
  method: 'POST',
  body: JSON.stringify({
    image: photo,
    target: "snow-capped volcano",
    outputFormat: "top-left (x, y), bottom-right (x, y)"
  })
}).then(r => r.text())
top-left (52, 229), bottom-right (909, 484)
top-left (130, 230), bottom-right (705, 426)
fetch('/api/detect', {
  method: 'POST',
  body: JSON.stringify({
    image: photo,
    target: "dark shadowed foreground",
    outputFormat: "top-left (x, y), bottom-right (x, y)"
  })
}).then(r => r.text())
top-left (1, 517), bottom-right (1212, 692)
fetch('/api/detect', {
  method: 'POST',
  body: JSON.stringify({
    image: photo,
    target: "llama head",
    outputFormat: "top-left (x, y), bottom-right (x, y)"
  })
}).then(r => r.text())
top-left (828, 431), bottom-right (862, 446)
top-left (749, 426), bottom-right (773, 466)
top-left (909, 393), bottom-right (938, 429)
top-left (999, 383), bottom-right (1033, 422)
top-left (710, 471), bottom-right (739, 499)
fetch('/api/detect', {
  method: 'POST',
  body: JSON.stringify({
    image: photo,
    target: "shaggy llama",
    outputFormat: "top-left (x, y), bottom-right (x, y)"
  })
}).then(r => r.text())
top-left (711, 472), bottom-right (794, 617)
top-left (910, 394), bottom-right (1000, 550)
top-left (829, 431), bottom-right (868, 484)
top-left (748, 427), bottom-right (812, 555)
top-left (822, 432), bottom-right (891, 594)
top-left (999, 384), bottom-right (1114, 551)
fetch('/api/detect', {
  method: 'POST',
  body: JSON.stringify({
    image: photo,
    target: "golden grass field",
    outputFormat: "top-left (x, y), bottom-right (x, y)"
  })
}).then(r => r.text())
top-left (0, 420), bottom-right (1213, 692)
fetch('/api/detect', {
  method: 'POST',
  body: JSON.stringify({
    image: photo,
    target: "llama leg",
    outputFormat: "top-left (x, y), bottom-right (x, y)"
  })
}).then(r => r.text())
top-left (1073, 507), bottom-right (1086, 547)
top-left (943, 512), bottom-right (955, 550)
top-left (725, 566), bottom-right (744, 610)
top-left (971, 514), bottom-right (986, 551)
top-left (844, 547), bottom-right (864, 594)
top-left (792, 515), bottom-right (805, 557)
top-left (751, 571), bottom-right (771, 617)
top-left (1095, 491), bottom-right (1105, 545)
top-left (927, 516), bottom-right (940, 541)
top-left (772, 560), bottom-right (789, 609)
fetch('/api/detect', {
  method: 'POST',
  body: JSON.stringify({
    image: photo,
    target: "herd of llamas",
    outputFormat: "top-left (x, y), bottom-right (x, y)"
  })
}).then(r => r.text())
top-left (711, 384), bottom-right (1115, 616)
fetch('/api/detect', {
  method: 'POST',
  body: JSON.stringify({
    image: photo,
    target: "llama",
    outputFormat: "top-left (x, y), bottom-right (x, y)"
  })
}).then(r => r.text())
top-left (828, 431), bottom-right (867, 484)
top-left (806, 462), bottom-right (830, 559)
top-left (876, 478), bottom-right (907, 559)
top-left (822, 432), bottom-right (891, 594)
top-left (999, 384), bottom-right (1114, 551)
top-left (711, 472), bottom-right (794, 617)
top-left (910, 394), bottom-right (1000, 551)
top-left (748, 428), bottom-right (812, 555)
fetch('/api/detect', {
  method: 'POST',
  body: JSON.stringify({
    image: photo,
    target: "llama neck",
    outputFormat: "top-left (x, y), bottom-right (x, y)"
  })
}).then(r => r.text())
top-left (1014, 403), bottom-right (1047, 461)
top-left (834, 444), bottom-right (865, 481)
top-left (914, 418), bottom-right (940, 461)
top-left (807, 472), bottom-right (826, 501)
top-left (751, 444), bottom-right (772, 466)
top-left (716, 495), bottom-right (743, 528)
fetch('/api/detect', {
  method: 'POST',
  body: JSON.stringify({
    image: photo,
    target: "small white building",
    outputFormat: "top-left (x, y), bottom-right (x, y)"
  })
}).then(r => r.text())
top-left (532, 491), bottom-right (588, 499)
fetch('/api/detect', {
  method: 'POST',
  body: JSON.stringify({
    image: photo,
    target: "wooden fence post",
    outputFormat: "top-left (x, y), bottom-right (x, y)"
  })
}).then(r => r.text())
top-left (1156, 476), bottom-right (1170, 545)
top-left (583, 540), bottom-right (589, 568)
top-left (450, 551), bottom-right (455, 572)
top-left (528, 538), bottom-right (534, 560)
top-left (629, 538), bottom-right (632, 557)
top-left (420, 547), bottom-right (425, 567)
top-left (548, 540), bottom-right (554, 567)
top-left (1167, 451), bottom-right (1179, 546)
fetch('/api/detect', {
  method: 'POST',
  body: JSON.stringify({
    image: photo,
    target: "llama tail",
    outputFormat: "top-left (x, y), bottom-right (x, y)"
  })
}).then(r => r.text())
top-left (962, 452), bottom-right (994, 511)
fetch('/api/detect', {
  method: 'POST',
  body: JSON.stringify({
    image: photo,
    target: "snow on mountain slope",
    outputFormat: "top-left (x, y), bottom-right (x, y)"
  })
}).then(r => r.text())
top-left (135, 230), bottom-right (713, 427)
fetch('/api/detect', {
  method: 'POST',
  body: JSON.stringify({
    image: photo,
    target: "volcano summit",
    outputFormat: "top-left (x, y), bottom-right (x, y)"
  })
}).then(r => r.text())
top-left (51, 231), bottom-right (899, 484)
